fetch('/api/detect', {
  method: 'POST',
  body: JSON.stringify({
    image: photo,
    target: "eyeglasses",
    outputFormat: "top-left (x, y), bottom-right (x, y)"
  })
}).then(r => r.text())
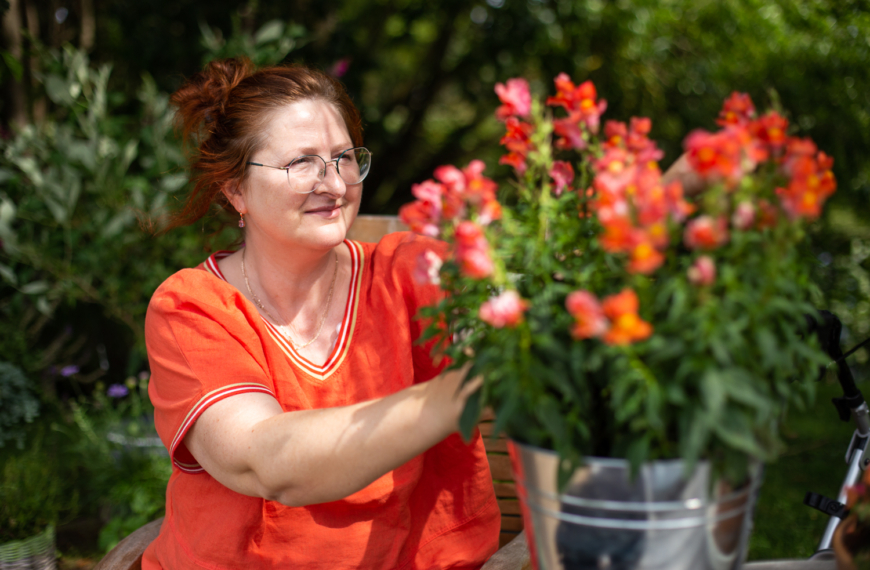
top-left (246, 147), bottom-right (372, 194)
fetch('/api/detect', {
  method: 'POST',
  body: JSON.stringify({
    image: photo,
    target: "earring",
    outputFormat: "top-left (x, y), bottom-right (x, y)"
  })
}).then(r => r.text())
top-left (238, 213), bottom-right (246, 228)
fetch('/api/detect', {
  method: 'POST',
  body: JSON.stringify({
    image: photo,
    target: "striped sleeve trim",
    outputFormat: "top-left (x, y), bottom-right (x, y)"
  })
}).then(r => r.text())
top-left (169, 383), bottom-right (275, 473)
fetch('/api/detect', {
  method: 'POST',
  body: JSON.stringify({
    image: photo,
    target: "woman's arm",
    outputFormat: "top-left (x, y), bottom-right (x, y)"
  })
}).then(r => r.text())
top-left (662, 153), bottom-right (706, 197)
top-left (185, 365), bottom-right (479, 507)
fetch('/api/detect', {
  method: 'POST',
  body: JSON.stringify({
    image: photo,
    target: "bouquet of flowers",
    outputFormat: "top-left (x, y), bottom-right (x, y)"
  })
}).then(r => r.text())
top-left (400, 74), bottom-right (835, 485)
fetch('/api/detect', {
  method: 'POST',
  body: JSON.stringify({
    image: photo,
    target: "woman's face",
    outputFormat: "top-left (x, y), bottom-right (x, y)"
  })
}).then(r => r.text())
top-left (230, 99), bottom-right (362, 253)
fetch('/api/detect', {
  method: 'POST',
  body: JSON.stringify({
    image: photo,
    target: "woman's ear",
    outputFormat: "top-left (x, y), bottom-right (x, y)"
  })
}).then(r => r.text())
top-left (221, 180), bottom-right (246, 215)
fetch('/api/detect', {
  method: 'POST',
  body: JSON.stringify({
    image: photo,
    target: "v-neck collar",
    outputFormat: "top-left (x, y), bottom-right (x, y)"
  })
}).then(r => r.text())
top-left (203, 240), bottom-right (365, 381)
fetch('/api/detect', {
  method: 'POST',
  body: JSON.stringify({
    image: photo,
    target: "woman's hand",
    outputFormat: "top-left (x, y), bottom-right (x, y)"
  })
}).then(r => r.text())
top-left (662, 153), bottom-right (706, 197)
top-left (184, 364), bottom-right (482, 507)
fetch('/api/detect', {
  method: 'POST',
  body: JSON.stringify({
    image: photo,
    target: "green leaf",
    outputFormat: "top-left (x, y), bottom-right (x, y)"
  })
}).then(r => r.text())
top-left (1, 50), bottom-right (23, 82)
top-left (458, 388), bottom-right (482, 442)
top-left (700, 369), bottom-right (726, 418)
top-left (20, 281), bottom-right (50, 295)
top-left (254, 21), bottom-right (285, 44)
top-left (0, 263), bottom-right (17, 286)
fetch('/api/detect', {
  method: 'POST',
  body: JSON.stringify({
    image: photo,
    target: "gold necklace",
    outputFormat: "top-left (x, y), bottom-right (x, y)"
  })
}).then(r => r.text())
top-left (241, 248), bottom-right (339, 350)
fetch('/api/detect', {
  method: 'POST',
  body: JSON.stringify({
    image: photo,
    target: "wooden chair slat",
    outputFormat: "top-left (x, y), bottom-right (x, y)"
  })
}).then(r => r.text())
top-left (93, 518), bottom-right (163, 570)
top-left (498, 532), bottom-right (521, 548)
top-left (497, 499), bottom-right (522, 516)
top-left (484, 438), bottom-right (509, 453)
top-left (492, 481), bottom-right (517, 499)
top-left (487, 453), bottom-right (513, 481)
top-left (500, 515), bottom-right (524, 533)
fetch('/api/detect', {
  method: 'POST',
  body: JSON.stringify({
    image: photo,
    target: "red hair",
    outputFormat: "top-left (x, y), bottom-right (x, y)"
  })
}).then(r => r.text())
top-left (168, 57), bottom-right (363, 230)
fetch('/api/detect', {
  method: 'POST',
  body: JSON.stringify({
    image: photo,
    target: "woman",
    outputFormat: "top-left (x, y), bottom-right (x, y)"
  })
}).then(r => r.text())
top-left (143, 58), bottom-right (502, 569)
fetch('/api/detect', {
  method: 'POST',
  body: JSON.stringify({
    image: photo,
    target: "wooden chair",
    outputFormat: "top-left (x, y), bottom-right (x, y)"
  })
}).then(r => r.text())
top-left (95, 215), bottom-right (523, 569)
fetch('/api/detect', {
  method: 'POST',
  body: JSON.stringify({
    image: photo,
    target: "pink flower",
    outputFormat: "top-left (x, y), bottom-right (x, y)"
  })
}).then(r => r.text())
top-left (565, 290), bottom-right (608, 339)
top-left (732, 201), bottom-right (755, 230)
top-left (684, 215), bottom-right (729, 250)
top-left (457, 248), bottom-right (494, 279)
top-left (479, 290), bottom-right (529, 328)
top-left (412, 179), bottom-right (443, 205)
top-left (687, 256), bottom-right (716, 286)
top-left (549, 161), bottom-right (575, 196)
top-left (329, 58), bottom-right (351, 78)
top-left (413, 249), bottom-right (443, 285)
top-left (434, 164), bottom-right (467, 194)
top-left (494, 78), bottom-right (532, 121)
top-left (553, 117), bottom-right (587, 150)
top-left (454, 221), bottom-right (494, 279)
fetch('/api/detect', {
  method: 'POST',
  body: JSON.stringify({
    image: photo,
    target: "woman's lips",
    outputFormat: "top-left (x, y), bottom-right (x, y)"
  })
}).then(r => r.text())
top-left (305, 204), bottom-right (341, 218)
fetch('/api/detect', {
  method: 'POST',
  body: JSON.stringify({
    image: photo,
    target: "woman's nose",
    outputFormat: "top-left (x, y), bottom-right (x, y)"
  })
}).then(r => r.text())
top-left (314, 162), bottom-right (346, 196)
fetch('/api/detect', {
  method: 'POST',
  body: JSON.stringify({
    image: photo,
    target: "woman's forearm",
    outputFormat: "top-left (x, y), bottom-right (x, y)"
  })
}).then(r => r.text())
top-left (186, 366), bottom-right (476, 506)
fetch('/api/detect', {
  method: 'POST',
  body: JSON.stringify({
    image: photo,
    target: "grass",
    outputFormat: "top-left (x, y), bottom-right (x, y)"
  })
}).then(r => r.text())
top-left (747, 377), bottom-right (863, 560)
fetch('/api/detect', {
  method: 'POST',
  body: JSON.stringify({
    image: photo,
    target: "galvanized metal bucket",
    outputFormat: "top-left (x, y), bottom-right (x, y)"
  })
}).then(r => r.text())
top-left (508, 441), bottom-right (762, 570)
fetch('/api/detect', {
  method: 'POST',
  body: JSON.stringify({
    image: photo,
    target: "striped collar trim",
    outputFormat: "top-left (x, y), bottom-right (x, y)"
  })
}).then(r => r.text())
top-left (203, 241), bottom-right (364, 382)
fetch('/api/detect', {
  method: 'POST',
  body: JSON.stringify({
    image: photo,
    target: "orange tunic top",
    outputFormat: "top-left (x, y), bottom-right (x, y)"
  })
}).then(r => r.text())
top-left (142, 232), bottom-right (500, 570)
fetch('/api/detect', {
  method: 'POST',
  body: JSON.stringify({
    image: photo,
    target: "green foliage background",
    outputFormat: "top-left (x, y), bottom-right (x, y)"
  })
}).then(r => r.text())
top-left (0, 0), bottom-right (868, 562)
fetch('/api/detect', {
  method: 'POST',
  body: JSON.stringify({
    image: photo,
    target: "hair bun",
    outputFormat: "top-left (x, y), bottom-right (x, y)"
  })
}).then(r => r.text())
top-left (172, 57), bottom-right (255, 143)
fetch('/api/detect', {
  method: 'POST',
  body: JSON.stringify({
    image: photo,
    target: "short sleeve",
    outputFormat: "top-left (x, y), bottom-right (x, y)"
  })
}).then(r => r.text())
top-left (375, 233), bottom-right (451, 383)
top-left (145, 269), bottom-right (277, 473)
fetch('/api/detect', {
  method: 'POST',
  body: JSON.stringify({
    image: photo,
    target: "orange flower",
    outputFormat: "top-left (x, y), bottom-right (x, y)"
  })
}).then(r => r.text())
top-left (601, 289), bottom-right (653, 345)
top-left (546, 73), bottom-right (608, 134)
top-left (626, 230), bottom-right (665, 275)
top-left (777, 143), bottom-right (837, 220)
top-left (684, 128), bottom-right (746, 185)
top-left (599, 218), bottom-right (634, 253)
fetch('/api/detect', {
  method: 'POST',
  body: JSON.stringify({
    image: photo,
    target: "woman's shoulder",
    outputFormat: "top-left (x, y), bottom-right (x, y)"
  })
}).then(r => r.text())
top-left (358, 231), bottom-right (446, 267)
top-left (147, 258), bottom-right (241, 321)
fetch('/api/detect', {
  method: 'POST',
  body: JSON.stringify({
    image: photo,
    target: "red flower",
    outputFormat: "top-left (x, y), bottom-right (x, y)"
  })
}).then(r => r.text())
top-left (479, 290), bottom-right (529, 328)
top-left (566, 290), bottom-right (608, 339)
top-left (399, 199), bottom-right (440, 237)
top-left (601, 289), bottom-right (653, 345)
top-left (750, 111), bottom-right (789, 152)
top-left (549, 161), bottom-right (575, 196)
top-left (684, 128), bottom-right (747, 185)
top-left (499, 152), bottom-right (528, 175)
top-left (684, 215), bottom-right (729, 250)
top-left (494, 78), bottom-right (532, 121)
top-left (500, 117), bottom-right (534, 173)
top-left (717, 92), bottom-right (756, 127)
top-left (546, 73), bottom-right (608, 134)
top-left (687, 255), bottom-right (716, 286)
